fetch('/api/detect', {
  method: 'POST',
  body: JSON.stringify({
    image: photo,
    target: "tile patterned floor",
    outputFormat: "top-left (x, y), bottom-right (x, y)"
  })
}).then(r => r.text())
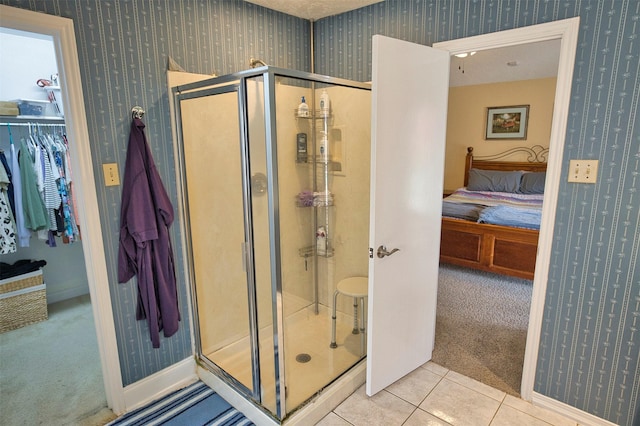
top-left (317, 362), bottom-right (577, 426)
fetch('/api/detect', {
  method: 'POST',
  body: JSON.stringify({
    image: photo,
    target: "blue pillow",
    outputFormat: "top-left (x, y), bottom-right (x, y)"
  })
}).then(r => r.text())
top-left (467, 168), bottom-right (523, 193)
top-left (520, 172), bottom-right (546, 194)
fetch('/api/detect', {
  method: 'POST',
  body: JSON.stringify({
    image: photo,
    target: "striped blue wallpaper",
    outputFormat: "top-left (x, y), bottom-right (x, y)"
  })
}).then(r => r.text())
top-left (315, 1), bottom-right (639, 425)
top-left (1, 0), bottom-right (637, 424)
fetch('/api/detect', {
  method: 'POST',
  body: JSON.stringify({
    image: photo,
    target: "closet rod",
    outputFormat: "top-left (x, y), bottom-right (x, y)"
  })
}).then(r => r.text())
top-left (0, 122), bottom-right (66, 127)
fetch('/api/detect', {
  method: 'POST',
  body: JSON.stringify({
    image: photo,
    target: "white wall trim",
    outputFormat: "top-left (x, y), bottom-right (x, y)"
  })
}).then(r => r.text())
top-left (434, 16), bottom-right (581, 403)
top-left (531, 392), bottom-right (617, 426)
top-left (0, 4), bottom-right (126, 414)
top-left (46, 285), bottom-right (90, 305)
top-left (123, 357), bottom-right (197, 412)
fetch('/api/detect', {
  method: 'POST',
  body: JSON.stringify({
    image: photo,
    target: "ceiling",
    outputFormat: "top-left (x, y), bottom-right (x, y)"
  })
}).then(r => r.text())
top-left (244, 1), bottom-right (560, 86)
top-left (448, 39), bottom-right (561, 87)
top-left (244, 0), bottom-right (383, 21)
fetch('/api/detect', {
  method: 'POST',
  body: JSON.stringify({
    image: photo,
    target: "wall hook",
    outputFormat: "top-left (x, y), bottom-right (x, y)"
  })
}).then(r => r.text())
top-left (131, 106), bottom-right (145, 119)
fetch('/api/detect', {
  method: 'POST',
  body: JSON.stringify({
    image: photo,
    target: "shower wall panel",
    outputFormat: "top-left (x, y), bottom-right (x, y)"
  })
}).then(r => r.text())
top-left (319, 87), bottom-right (371, 314)
top-left (275, 83), bottom-right (315, 308)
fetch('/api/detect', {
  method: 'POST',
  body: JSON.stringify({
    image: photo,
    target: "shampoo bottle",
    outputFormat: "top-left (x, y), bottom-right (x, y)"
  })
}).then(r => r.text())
top-left (296, 133), bottom-right (307, 163)
top-left (297, 96), bottom-right (309, 117)
top-left (319, 131), bottom-right (328, 161)
top-left (316, 226), bottom-right (327, 256)
top-left (319, 89), bottom-right (330, 116)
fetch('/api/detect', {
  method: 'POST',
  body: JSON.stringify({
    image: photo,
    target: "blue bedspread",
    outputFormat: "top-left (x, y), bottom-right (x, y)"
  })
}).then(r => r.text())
top-left (478, 205), bottom-right (542, 230)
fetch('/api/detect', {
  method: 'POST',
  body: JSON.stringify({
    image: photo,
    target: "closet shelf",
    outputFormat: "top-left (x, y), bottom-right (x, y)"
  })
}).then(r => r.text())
top-left (1, 115), bottom-right (65, 122)
top-left (294, 110), bottom-right (333, 119)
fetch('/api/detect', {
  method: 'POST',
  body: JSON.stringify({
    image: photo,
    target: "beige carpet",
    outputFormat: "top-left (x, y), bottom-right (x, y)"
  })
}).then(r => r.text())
top-left (0, 295), bottom-right (116, 425)
top-left (432, 264), bottom-right (532, 396)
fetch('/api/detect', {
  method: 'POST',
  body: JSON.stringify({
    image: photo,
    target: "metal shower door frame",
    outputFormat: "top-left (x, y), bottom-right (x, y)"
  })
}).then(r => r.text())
top-left (173, 81), bottom-right (264, 407)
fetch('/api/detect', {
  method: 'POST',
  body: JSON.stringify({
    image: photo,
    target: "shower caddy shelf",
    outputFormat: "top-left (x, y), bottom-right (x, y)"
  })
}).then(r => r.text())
top-left (295, 103), bottom-right (335, 260)
top-left (295, 199), bottom-right (334, 207)
top-left (298, 245), bottom-right (335, 258)
top-left (294, 112), bottom-right (342, 169)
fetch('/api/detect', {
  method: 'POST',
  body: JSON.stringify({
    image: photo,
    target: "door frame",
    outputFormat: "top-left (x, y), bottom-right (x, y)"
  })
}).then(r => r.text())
top-left (0, 5), bottom-right (125, 413)
top-left (434, 17), bottom-right (580, 401)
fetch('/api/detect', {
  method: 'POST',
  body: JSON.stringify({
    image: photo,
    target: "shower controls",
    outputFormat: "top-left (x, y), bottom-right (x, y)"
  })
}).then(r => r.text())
top-left (251, 172), bottom-right (267, 195)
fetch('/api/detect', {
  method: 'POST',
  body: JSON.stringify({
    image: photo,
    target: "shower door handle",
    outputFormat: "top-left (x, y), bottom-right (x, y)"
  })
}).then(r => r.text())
top-left (377, 245), bottom-right (400, 258)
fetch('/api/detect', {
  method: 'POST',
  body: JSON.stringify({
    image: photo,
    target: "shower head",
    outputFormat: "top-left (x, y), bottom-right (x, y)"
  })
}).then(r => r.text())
top-left (249, 58), bottom-right (268, 68)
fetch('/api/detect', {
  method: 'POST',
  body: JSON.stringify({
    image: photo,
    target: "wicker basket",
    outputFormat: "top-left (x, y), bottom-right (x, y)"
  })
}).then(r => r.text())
top-left (0, 270), bottom-right (48, 333)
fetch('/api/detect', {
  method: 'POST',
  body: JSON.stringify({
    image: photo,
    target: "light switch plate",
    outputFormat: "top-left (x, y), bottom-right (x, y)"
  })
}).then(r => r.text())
top-left (103, 163), bottom-right (120, 186)
top-left (568, 159), bottom-right (598, 183)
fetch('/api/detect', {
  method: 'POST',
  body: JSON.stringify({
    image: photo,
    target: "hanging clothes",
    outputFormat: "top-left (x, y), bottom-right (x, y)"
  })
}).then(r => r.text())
top-left (0, 150), bottom-right (15, 217)
top-left (18, 138), bottom-right (48, 232)
top-left (1, 124), bottom-right (81, 248)
top-left (117, 117), bottom-right (180, 348)
top-left (0, 154), bottom-right (17, 254)
top-left (9, 133), bottom-right (29, 247)
top-left (52, 136), bottom-right (78, 243)
top-left (40, 138), bottom-right (62, 232)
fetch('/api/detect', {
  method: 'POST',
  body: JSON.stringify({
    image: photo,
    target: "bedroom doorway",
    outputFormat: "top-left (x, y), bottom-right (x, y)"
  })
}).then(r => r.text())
top-left (434, 41), bottom-right (558, 397)
top-left (432, 18), bottom-right (580, 401)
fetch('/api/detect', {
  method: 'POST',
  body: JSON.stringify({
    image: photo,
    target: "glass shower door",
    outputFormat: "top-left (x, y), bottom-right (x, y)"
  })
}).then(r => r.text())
top-left (172, 68), bottom-right (372, 421)
top-left (176, 85), bottom-right (259, 398)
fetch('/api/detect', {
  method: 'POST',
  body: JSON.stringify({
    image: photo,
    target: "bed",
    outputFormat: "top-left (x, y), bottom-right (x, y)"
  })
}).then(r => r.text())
top-left (439, 146), bottom-right (548, 280)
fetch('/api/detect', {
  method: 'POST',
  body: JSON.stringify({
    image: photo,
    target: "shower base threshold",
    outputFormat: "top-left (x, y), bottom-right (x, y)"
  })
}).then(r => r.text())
top-left (197, 360), bottom-right (366, 425)
top-left (199, 302), bottom-right (366, 422)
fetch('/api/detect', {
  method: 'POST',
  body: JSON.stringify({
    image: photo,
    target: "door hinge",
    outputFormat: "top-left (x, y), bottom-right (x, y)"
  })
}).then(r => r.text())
top-left (369, 247), bottom-right (374, 258)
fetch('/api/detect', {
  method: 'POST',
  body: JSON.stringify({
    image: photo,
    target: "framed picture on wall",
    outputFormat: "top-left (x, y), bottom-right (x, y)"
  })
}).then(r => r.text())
top-left (486, 105), bottom-right (529, 139)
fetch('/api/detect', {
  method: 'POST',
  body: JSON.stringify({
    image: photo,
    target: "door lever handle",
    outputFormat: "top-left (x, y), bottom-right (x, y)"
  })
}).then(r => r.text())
top-left (377, 245), bottom-right (400, 258)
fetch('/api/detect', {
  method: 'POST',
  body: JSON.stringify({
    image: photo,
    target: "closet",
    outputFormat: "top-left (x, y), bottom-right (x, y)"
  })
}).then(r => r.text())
top-left (0, 28), bottom-right (88, 306)
top-left (0, 26), bottom-right (108, 426)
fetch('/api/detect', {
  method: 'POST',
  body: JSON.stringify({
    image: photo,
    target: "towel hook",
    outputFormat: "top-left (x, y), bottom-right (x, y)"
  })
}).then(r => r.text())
top-left (131, 106), bottom-right (145, 119)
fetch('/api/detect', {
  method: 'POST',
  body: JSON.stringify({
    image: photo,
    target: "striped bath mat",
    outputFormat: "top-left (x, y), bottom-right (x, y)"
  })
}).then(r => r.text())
top-left (108, 381), bottom-right (254, 425)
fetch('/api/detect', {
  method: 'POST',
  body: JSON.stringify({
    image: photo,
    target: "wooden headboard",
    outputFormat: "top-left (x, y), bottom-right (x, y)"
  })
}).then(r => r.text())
top-left (463, 146), bottom-right (548, 186)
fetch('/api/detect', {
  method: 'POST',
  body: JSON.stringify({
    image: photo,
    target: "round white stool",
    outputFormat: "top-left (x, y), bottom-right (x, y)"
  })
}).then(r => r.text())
top-left (330, 276), bottom-right (368, 352)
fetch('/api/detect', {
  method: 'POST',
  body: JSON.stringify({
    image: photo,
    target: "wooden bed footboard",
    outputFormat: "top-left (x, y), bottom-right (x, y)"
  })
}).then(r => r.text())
top-left (439, 217), bottom-right (539, 280)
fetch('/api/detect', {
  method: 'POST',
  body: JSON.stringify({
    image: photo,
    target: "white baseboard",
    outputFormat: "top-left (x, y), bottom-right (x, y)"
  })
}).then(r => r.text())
top-left (123, 357), bottom-right (197, 412)
top-left (531, 391), bottom-right (618, 426)
top-left (46, 285), bottom-right (89, 304)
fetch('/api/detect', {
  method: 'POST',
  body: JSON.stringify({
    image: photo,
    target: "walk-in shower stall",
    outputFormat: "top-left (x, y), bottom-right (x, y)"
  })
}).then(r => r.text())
top-left (172, 67), bottom-right (371, 421)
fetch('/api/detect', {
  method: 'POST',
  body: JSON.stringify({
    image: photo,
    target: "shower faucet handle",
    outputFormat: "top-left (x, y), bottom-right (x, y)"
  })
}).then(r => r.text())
top-left (377, 245), bottom-right (400, 258)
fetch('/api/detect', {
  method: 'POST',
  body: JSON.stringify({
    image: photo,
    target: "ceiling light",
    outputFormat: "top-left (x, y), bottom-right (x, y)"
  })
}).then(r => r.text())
top-left (455, 51), bottom-right (477, 58)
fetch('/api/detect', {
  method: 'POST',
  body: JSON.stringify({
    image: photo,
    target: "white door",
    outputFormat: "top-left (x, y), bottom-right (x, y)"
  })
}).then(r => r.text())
top-left (366, 35), bottom-right (450, 396)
